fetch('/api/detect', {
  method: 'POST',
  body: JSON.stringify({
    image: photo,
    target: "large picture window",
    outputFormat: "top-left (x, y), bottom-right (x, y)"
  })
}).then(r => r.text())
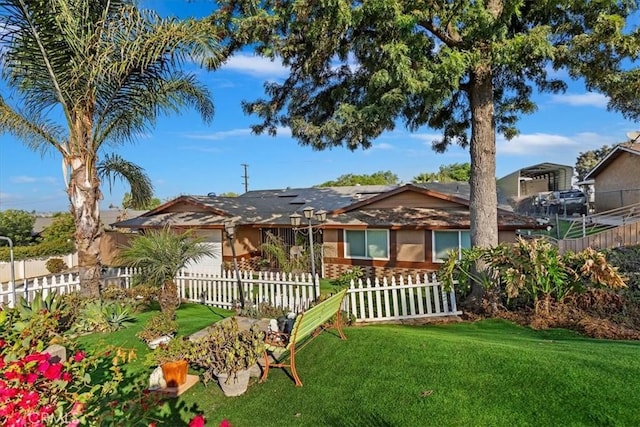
top-left (433, 230), bottom-right (471, 262)
top-left (344, 229), bottom-right (389, 259)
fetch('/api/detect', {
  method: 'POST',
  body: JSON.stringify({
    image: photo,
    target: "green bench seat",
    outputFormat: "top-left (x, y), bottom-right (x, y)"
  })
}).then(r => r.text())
top-left (261, 288), bottom-right (348, 387)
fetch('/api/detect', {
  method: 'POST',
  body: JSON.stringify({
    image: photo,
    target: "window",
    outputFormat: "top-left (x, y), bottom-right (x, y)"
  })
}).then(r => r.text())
top-left (344, 229), bottom-right (389, 259)
top-left (433, 230), bottom-right (471, 262)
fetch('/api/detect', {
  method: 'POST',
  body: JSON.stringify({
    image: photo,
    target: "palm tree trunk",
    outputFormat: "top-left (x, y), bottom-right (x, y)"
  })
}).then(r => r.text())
top-left (68, 155), bottom-right (102, 298)
top-left (159, 280), bottom-right (180, 318)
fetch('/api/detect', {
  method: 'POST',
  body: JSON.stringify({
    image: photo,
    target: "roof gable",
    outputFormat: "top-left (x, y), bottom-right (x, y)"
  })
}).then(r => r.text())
top-left (585, 142), bottom-right (640, 180)
top-left (335, 184), bottom-right (470, 213)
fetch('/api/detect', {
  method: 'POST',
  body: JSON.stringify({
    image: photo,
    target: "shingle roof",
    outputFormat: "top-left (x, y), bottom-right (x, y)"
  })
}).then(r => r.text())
top-left (112, 183), bottom-right (534, 229)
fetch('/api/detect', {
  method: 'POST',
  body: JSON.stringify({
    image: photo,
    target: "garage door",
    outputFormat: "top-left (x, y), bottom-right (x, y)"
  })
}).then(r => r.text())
top-left (186, 230), bottom-right (222, 275)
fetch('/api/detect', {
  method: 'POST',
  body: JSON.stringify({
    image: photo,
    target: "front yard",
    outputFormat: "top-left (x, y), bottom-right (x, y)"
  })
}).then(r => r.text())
top-left (77, 304), bottom-right (640, 426)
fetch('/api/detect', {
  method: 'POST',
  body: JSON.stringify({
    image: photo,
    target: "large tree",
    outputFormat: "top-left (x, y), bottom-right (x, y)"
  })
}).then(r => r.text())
top-left (0, 0), bottom-right (221, 296)
top-left (318, 170), bottom-right (399, 186)
top-left (575, 145), bottom-right (613, 181)
top-left (413, 162), bottom-right (471, 183)
top-left (212, 1), bottom-right (638, 300)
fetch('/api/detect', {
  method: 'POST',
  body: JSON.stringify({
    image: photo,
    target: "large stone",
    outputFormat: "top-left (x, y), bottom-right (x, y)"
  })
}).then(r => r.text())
top-left (44, 344), bottom-right (66, 363)
top-left (149, 366), bottom-right (167, 390)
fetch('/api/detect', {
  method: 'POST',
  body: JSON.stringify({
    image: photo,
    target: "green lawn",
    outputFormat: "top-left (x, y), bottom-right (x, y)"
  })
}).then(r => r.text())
top-left (78, 305), bottom-right (640, 427)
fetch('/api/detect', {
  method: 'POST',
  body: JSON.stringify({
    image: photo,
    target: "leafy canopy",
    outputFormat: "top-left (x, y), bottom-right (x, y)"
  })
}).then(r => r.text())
top-left (117, 227), bottom-right (218, 288)
top-left (318, 170), bottom-right (399, 186)
top-left (575, 145), bottom-right (614, 181)
top-left (413, 162), bottom-right (471, 183)
top-left (0, 210), bottom-right (34, 246)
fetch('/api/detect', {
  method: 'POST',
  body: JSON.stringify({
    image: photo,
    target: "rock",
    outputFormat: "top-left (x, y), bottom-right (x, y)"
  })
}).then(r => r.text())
top-left (44, 344), bottom-right (66, 363)
top-left (148, 335), bottom-right (172, 350)
top-left (149, 366), bottom-right (166, 390)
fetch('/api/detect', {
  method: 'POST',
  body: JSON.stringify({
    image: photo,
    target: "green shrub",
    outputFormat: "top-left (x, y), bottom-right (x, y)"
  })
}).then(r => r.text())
top-left (0, 239), bottom-right (75, 262)
top-left (136, 312), bottom-right (178, 343)
top-left (70, 301), bottom-right (135, 334)
top-left (45, 257), bottom-right (68, 273)
top-left (439, 238), bottom-right (626, 315)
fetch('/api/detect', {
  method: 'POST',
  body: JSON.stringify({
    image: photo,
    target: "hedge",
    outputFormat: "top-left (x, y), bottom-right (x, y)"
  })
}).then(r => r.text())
top-left (0, 240), bottom-right (75, 262)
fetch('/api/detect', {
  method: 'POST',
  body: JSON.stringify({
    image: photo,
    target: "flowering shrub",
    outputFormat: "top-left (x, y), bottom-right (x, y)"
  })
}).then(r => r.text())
top-left (0, 341), bottom-right (92, 426)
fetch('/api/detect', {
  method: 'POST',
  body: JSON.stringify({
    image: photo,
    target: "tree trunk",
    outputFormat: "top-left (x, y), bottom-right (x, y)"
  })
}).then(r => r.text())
top-left (466, 63), bottom-right (499, 306)
top-left (159, 280), bottom-right (180, 318)
top-left (68, 154), bottom-right (102, 298)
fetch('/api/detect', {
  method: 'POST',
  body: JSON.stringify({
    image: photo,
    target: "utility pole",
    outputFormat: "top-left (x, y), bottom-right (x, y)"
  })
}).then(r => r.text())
top-left (241, 163), bottom-right (249, 193)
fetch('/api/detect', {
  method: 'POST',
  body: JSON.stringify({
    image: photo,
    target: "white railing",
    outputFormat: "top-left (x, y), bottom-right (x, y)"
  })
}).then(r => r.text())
top-left (347, 274), bottom-right (461, 323)
top-left (110, 268), bottom-right (319, 313)
top-left (0, 272), bottom-right (81, 308)
top-left (1, 268), bottom-right (462, 323)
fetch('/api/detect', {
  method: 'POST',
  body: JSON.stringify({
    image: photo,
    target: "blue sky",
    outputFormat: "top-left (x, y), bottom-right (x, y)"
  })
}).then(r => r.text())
top-left (1, 1), bottom-right (638, 213)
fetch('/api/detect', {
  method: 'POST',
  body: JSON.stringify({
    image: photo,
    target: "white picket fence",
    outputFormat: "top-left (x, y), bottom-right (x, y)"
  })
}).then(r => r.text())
top-left (0, 272), bottom-right (82, 307)
top-left (347, 274), bottom-right (461, 323)
top-left (0, 268), bottom-right (462, 322)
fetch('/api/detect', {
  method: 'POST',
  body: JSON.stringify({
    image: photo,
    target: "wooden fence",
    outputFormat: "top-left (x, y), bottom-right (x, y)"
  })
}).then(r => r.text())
top-left (347, 274), bottom-right (461, 323)
top-left (557, 221), bottom-right (640, 254)
top-left (0, 269), bottom-right (462, 322)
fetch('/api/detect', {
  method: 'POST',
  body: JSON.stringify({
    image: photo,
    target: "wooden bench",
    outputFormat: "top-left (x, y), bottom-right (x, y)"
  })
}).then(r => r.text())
top-left (260, 288), bottom-right (348, 387)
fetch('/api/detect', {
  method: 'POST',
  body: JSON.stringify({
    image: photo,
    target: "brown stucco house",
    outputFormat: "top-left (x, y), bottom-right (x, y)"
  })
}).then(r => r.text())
top-left (584, 142), bottom-right (640, 212)
top-left (111, 183), bottom-right (541, 279)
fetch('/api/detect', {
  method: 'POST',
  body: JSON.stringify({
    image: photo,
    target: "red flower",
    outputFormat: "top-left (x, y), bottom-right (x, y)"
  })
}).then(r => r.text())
top-left (43, 363), bottom-right (63, 381)
top-left (25, 373), bottom-right (38, 384)
top-left (62, 372), bottom-right (72, 382)
top-left (73, 351), bottom-right (86, 362)
top-left (0, 339), bottom-right (5, 348)
top-left (189, 414), bottom-right (206, 427)
top-left (148, 423), bottom-right (157, 427)
top-left (219, 419), bottom-right (231, 427)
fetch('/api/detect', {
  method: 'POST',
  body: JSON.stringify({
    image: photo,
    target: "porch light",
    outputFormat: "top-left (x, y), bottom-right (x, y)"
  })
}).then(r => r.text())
top-left (223, 221), bottom-right (244, 309)
top-left (289, 207), bottom-right (328, 301)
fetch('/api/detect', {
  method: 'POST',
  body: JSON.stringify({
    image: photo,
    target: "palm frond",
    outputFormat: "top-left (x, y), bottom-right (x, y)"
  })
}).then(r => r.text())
top-left (118, 227), bottom-right (219, 287)
top-left (0, 95), bottom-right (66, 155)
top-left (97, 153), bottom-right (153, 208)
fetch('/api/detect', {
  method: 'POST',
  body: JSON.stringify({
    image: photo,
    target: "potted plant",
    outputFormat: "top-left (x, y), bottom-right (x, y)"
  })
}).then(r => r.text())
top-left (190, 318), bottom-right (265, 396)
top-left (148, 336), bottom-right (194, 388)
top-left (137, 312), bottom-right (178, 349)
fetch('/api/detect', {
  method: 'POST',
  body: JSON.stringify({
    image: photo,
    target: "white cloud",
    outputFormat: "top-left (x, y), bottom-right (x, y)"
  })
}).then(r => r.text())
top-left (372, 142), bottom-right (394, 150)
top-left (409, 133), bottom-right (445, 145)
top-left (497, 132), bottom-right (620, 155)
top-left (549, 92), bottom-right (609, 108)
top-left (10, 176), bottom-right (57, 184)
top-left (181, 128), bottom-right (253, 140)
top-left (221, 54), bottom-right (289, 78)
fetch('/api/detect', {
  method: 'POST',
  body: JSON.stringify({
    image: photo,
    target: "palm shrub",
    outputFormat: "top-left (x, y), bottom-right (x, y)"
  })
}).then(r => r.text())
top-left (117, 227), bottom-right (217, 318)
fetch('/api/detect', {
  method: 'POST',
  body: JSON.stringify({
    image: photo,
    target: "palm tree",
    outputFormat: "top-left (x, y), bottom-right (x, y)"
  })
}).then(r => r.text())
top-left (0, 0), bottom-right (221, 297)
top-left (118, 227), bottom-right (218, 317)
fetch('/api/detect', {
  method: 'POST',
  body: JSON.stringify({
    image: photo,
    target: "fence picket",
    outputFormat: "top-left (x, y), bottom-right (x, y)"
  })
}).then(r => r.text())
top-left (1, 268), bottom-right (460, 322)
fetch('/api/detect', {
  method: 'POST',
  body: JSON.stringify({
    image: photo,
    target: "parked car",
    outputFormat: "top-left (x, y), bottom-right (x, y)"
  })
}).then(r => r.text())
top-left (548, 190), bottom-right (588, 215)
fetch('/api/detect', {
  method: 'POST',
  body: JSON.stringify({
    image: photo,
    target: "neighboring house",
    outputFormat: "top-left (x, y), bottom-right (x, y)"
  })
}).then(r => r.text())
top-left (111, 183), bottom-right (542, 279)
top-left (584, 142), bottom-right (640, 212)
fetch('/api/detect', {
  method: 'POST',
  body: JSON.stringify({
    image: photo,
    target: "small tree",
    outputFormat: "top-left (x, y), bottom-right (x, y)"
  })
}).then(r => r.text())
top-left (0, 209), bottom-right (34, 246)
top-left (117, 227), bottom-right (217, 317)
top-left (575, 145), bottom-right (613, 181)
top-left (40, 213), bottom-right (75, 243)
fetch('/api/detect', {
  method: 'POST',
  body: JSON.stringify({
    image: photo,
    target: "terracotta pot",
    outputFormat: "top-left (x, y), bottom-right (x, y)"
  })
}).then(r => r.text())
top-left (161, 360), bottom-right (188, 387)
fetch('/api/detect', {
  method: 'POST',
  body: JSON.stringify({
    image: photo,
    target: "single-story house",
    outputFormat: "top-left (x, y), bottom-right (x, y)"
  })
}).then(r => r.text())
top-left (584, 142), bottom-right (640, 212)
top-left (111, 183), bottom-right (542, 279)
